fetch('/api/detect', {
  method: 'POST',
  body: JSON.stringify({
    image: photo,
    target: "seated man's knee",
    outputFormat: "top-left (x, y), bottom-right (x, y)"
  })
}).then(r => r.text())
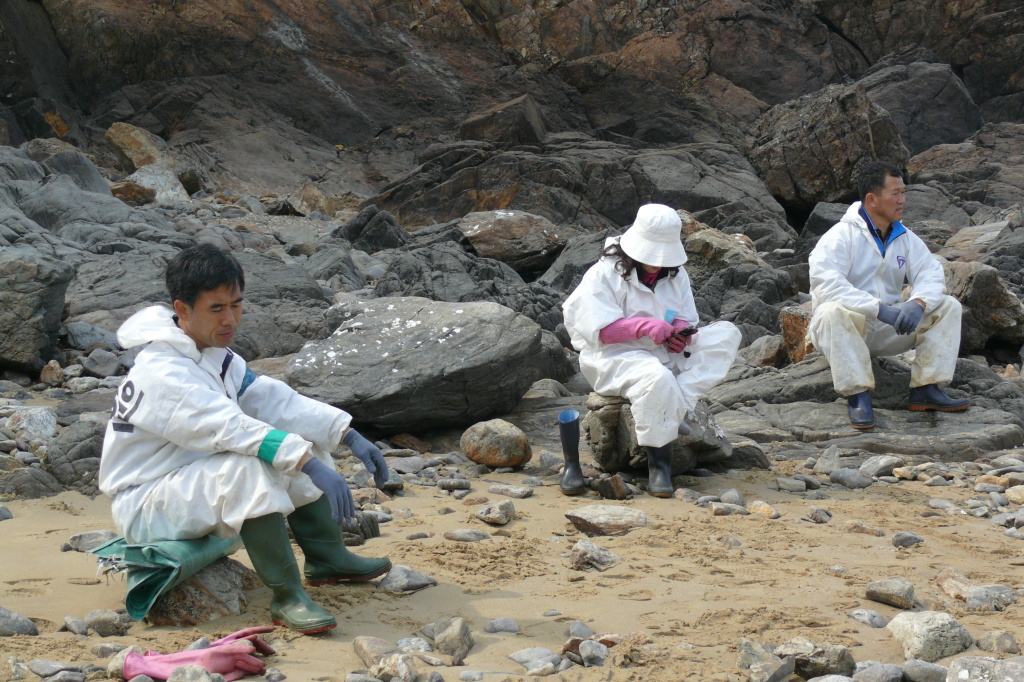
top-left (814, 301), bottom-right (851, 321)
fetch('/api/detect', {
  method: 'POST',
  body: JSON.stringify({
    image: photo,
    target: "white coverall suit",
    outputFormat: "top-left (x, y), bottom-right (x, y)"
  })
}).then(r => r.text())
top-left (98, 306), bottom-right (351, 544)
top-left (808, 202), bottom-right (961, 396)
top-left (563, 237), bottom-right (741, 448)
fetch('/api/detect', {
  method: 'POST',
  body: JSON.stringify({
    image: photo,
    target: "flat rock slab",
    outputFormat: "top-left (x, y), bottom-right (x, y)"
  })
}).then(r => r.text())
top-left (716, 401), bottom-right (1024, 460)
top-left (565, 505), bottom-right (647, 536)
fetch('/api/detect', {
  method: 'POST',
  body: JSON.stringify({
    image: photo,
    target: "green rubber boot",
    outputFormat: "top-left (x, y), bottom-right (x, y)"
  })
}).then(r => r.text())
top-left (288, 496), bottom-right (392, 586)
top-left (240, 513), bottom-right (337, 634)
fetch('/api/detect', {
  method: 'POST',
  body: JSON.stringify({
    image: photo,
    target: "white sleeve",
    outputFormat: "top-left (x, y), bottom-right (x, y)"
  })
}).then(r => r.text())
top-left (237, 371), bottom-right (351, 453)
top-left (672, 268), bottom-right (700, 326)
top-left (809, 230), bottom-right (881, 318)
top-left (117, 357), bottom-right (312, 472)
top-left (562, 263), bottom-right (630, 348)
top-left (906, 234), bottom-right (947, 311)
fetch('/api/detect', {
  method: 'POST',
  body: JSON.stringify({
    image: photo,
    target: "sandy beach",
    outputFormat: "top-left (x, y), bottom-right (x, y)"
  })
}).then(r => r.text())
top-left (3, 438), bottom-right (1023, 681)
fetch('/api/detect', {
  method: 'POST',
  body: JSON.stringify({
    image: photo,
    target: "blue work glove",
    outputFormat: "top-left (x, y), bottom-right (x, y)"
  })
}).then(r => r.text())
top-left (877, 303), bottom-right (901, 327)
top-left (894, 300), bottom-right (925, 335)
top-left (300, 457), bottom-right (355, 524)
top-left (343, 429), bottom-right (389, 489)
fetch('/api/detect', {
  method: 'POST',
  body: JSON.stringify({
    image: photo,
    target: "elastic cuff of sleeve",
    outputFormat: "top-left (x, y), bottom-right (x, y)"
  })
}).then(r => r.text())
top-left (271, 433), bottom-right (314, 472)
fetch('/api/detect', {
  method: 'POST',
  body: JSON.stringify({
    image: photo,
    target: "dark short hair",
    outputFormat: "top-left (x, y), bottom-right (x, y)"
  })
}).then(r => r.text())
top-left (165, 244), bottom-right (245, 307)
top-left (856, 161), bottom-right (906, 203)
top-left (602, 242), bottom-right (679, 281)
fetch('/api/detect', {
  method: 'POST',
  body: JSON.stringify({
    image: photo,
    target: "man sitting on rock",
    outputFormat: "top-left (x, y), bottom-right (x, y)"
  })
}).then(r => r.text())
top-left (808, 160), bottom-right (970, 429)
top-left (98, 244), bottom-right (392, 633)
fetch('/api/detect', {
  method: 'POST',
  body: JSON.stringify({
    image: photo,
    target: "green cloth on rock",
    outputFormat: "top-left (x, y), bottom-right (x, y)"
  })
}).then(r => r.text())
top-left (91, 535), bottom-right (241, 621)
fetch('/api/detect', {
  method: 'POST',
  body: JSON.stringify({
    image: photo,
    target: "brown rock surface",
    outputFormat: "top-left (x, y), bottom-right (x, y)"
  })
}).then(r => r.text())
top-left (749, 83), bottom-right (909, 211)
top-left (779, 303), bottom-right (815, 364)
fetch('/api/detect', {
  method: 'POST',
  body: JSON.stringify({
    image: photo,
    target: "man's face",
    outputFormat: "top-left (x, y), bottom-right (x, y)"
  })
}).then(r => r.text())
top-left (173, 283), bottom-right (243, 350)
top-left (867, 173), bottom-right (906, 227)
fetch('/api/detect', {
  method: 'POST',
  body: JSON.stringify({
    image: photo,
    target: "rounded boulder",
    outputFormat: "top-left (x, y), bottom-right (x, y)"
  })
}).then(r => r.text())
top-left (461, 419), bottom-right (532, 468)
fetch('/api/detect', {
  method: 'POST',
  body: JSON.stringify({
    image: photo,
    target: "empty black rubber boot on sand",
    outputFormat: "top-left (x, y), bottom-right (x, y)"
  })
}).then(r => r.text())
top-left (558, 409), bottom-right (586, 495)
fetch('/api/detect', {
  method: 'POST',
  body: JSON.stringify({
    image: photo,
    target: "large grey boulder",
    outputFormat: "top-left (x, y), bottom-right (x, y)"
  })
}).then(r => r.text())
top-left (42, 150), bottom-right (112, 195)
top-left (537, 230), bottom-right (616, 294)
top-left (286, 297), bottom-right (563, 431)
top-left (63, 249), bottom-right (178, 331)
top-left (459, 94), bottom-right (549, 148)
top-left (859, 51), bottom-right (983, 155)
top-left (45, 420), bottom-right (104, 496)
top-left (943, 260), bottom-right (1024, 353)
top-left (17, 175), bottom-right (180, 251)
top-left (0, 467), bottom-right (64, 499)
top-left (627, 144), bottom-right (786, 221)
top-left (373, 242), bottom-right (565, 332)
top-left (909, 123), bottom-right (1024, 211)
top-left (455, 209), bottom-right (573, 275)
top-left (981, 228), bottom-right (1024, 299)
top-left (333, 205), bottom-right (408, 255)
top-left (303, 242), bottom-right (366, 292)
top-left (0, 247), bottom-right (74, 372)
top-left (231, 250), bottom-right (332, 359)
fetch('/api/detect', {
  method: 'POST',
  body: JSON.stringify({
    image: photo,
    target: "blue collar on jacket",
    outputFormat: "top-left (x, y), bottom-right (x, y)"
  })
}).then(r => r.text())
top-left (859, 206), bottom-right (906, 257)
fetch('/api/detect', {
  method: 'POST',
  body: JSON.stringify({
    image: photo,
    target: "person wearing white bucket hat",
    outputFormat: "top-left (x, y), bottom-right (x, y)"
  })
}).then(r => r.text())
top-left (562, 204), bottom-right (742, 498)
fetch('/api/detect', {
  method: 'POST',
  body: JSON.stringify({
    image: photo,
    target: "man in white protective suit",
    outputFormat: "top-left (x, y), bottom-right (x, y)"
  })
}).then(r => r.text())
top-left (562, 204), bottom-right (742, 497)
top-left (99, 244), bottom-right (392, 634)
top-left (808, 161), bottom-right (970, 429)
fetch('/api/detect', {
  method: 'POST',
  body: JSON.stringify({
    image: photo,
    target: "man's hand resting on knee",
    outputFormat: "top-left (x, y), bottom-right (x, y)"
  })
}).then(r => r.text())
top-left (877, 303), bottom-right (900, 327)
top-left (300, 457), bottom-right (355, 524)
top-left (894, 300), bottom-right (925, 335)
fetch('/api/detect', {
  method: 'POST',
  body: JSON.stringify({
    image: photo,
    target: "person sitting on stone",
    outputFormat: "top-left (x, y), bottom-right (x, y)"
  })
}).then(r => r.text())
top-left (562, 204), bottom-right (742, 497)
top-left (808, 160), bottom-right (970, 429)
top-left (98, 244), bottom-right (392, 634)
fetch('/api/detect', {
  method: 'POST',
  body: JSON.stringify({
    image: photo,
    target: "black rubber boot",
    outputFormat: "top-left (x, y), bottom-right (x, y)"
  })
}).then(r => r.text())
top-left (846, 391), bottom-right (874, 429)
top-left (288, 496), bottom-right (392, 586)
top-left (240, 512), bottom-right (337, 634)
top-left (908, 384), bottom-right (971, 412)
top-left (646, 443), bottom-right (675, 498)
top-left (558, 409), bottom-right (586, 496)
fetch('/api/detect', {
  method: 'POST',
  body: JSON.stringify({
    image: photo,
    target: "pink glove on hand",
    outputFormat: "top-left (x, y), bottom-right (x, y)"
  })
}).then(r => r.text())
top-left (123, 643), bottom-right (267, 681)
top-left (212, 626), bottom-right (277, 656)
top-left (599, 317), bottom-right (675, 345)
top-left (667, 320), bottom-right (695, 353)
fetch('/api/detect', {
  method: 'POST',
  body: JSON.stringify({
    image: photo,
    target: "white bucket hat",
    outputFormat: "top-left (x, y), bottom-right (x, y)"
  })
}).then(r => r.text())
top-left (619, 204), bottom-right (688, 267)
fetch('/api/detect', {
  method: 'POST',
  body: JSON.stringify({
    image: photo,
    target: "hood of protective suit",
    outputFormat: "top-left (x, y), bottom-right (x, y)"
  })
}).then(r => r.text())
top-left (117, 305), bottom-right (201, 361)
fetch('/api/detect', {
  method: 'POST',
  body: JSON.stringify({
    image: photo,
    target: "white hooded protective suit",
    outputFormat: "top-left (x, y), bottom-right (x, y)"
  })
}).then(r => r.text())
top-left (563, 237), bottom-right (741, 448)
top-left (808, 202), bottom-right (961, 395)
top-left (98, 306), bottom-right (351, 543)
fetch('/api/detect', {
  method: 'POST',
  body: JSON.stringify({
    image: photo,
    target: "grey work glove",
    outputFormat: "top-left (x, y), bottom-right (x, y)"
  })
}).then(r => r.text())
top-left (300, 457), bottom-right (355, 524)
top-left (894, 300), bottom-right (925, 335)
top-left (877, 303), bottom-right (901, 327)
top-left (343, 429), bottom-right (390, 489)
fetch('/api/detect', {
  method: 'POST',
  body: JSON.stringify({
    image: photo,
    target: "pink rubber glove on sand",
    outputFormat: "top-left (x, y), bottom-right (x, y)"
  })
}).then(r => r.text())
top-left (599, 317), bottom-right (675, 344)
top-left (211, 626), bottom-right (277, 656)
top-left (123, 643), bottom-right (267, 681)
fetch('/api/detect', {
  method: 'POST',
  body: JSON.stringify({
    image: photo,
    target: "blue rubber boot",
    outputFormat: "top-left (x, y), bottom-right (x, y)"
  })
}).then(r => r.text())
top-left (847, 391), bottom-right (874, 429)
top-left (908, 384), bottom-right (971, 412)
